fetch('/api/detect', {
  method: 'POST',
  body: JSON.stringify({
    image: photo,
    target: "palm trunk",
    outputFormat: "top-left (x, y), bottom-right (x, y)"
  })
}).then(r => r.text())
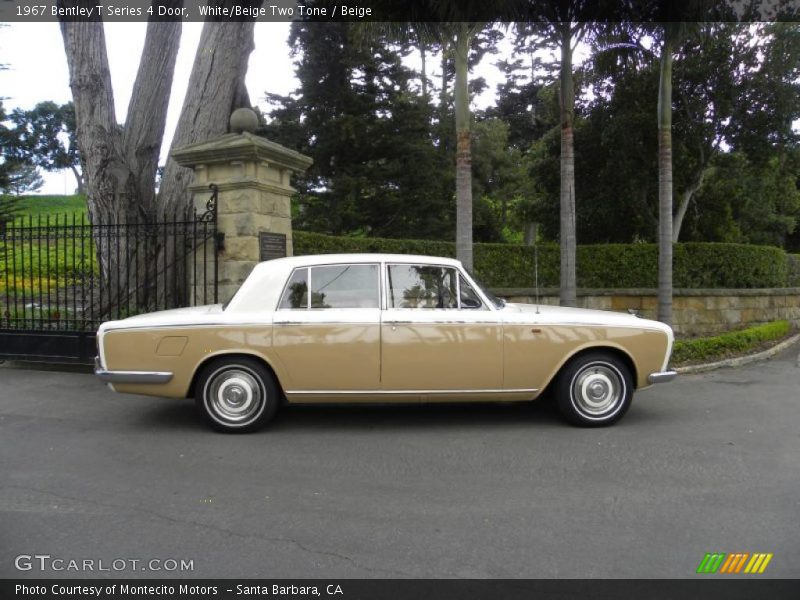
top-left (440, 43), bottom-right (448, 127)
top-left (420, 39), bottom-right (428, 102)
top-left (558, 23), bottom-right (577, 307)
top-left (657, 38), bottom-right (674, 325)
top-left (454, 24), bottom-right (473, 272)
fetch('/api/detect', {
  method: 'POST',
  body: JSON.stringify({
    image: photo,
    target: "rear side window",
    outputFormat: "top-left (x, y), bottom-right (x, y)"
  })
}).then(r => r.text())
top-left (279, 264), bottom-right (379, 309)
top-left (310, 264), bottom-right (379, 309)
top-left (279, 268), bottom-right (309, 309)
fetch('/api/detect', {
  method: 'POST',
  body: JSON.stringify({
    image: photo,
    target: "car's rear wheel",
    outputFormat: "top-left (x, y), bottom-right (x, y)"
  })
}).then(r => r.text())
top-left (195, 357), bottom-right (279, 433)
top-left (555, 352), bottom-right (633, 427)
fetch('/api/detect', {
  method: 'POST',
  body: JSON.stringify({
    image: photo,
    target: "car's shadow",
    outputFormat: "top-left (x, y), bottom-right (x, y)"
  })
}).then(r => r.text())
top-left (135, 393), bottom-right (663, 434)
top-left (136, 396), bottom-right (569, 433)
top-left (274, 399), bottom-right (564, 432)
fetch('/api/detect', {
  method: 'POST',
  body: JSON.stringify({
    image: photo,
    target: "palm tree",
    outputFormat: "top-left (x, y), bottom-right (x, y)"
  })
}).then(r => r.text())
top-left (452, 23), bottom-right (485, 272)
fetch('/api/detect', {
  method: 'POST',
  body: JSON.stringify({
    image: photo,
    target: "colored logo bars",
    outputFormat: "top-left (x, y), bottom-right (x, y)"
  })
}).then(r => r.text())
top-left (696, 553), bottom-right (773, 574)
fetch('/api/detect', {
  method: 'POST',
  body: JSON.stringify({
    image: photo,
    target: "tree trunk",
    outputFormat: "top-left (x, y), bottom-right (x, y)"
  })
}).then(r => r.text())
top-left (420, 38), bottom-right (428, 102)
top-left (672, 165), bottom-right (708, 242)
top-left (558, 23), bottom-right (577, 307)
top-left (122, 17), bottom-right (182, 218)
top-left (69, 165), bottom-right (85, 195)
top-left (439, 43), bottom-right (448, 126)
top-left (158, 14), bottom-right (259, 214)
top-left (657, 37), bottom-right (674, 326)
top-left (60, 7), bottom-right (181, 315)
top-left (454, 23), bottom-right (473, 272)
top-left (59, 18), bottom-right (124, 223)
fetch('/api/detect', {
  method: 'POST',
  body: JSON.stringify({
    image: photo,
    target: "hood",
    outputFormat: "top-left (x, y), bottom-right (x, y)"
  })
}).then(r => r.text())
top-left (98, 304), bottom-right (224, 332)
top-left (502, 302), bottom-right (667, 330)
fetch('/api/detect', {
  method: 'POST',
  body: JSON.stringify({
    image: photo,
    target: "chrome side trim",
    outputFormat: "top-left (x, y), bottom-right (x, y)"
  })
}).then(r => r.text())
top-left (286, 388), bottom-right (538, 395)
top-left (647, 371), bottom-right (678, 384)
top-left (94, 364), bottom-right (173, 385)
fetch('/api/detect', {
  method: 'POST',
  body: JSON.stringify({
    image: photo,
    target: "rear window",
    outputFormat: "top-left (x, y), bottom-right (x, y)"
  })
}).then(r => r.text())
top-left (279, 265), bottom-right (379, 309)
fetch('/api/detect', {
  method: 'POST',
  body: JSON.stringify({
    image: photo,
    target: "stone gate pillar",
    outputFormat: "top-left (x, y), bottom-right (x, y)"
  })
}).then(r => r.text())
top-left (171, 109), bottom-right (312, 304)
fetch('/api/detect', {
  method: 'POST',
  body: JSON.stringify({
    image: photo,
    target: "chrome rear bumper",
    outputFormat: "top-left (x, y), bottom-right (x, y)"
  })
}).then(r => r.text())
top-left (648, 370), bottom-right (678, 384)
top-left (94, 356), bottom-right (173, 384)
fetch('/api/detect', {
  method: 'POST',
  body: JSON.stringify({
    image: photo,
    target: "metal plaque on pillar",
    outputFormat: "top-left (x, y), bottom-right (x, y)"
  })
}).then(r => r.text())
top-left (259, 232), bottom-right (287, 261)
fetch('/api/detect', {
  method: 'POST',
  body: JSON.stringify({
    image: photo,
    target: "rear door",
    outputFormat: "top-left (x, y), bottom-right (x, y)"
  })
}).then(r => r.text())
top-left (272, 263), bottom-right (381, 392)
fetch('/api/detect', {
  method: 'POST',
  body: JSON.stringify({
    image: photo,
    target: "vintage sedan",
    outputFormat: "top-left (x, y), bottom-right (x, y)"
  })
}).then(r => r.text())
top-left (95, 253), bottom-right (676, 432)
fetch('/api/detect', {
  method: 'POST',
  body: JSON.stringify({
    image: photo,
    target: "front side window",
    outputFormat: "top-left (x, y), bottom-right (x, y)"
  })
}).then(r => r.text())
top-left (459, 275), bottom-right (484, 309)
top-left (387, 264), bottom-right (458, 309)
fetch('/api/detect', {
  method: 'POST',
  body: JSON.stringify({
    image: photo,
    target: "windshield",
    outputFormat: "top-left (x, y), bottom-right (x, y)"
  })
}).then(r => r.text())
top-left (467, 271), bottom-right (505, 309)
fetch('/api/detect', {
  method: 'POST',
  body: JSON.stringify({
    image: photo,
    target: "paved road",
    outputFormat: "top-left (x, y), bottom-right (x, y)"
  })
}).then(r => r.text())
top-left (1, 349), bottom-right (799, 579)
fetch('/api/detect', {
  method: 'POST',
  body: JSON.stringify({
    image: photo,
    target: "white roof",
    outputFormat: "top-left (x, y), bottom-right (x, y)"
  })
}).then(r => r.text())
top-left (255, 253), bottom-right (463, 270)
top-left (225, 253), bottom-right (465, 314)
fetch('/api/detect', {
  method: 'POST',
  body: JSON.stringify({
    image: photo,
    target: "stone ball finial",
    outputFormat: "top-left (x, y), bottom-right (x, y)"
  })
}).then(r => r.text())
top-left (230, 108), bottom-right (259, 134)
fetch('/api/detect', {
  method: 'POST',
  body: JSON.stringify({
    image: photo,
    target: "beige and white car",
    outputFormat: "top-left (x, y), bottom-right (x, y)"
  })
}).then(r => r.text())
top-left (95, 253), bottom-right (676, 432)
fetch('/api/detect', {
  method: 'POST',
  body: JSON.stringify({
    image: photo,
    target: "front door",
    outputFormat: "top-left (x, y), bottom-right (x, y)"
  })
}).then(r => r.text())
top-left (380, 263), bottom-right (503, 397)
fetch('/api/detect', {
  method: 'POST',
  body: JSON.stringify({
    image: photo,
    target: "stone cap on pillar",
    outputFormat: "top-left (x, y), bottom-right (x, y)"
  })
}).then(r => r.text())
top-left (171, 132), bottom-right (312, 174)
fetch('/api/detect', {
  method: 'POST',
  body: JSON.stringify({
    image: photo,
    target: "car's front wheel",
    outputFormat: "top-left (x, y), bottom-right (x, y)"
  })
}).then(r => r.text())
top-left (555, 352), bottom-right (633, 427)
top-left (195, 357), bottom-right (279, 433)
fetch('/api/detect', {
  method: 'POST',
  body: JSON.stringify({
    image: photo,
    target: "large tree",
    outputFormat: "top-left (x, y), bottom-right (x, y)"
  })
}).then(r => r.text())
top-left (264, 22), bottom-right (452, 240)
top-left (59, 0), bottom-right (260, 309)
top-left (516, 6), bottom-right (594, 307)
top-left (7, 101), bottom-right (83, 194)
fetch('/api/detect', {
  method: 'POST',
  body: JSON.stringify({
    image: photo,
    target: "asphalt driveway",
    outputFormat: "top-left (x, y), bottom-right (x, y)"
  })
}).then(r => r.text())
top-left (1, 348), bottom-right (798, 579)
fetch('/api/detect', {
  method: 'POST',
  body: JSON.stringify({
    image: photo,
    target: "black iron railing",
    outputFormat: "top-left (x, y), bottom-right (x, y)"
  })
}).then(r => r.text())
top-left (0, 185), bottom-right (219, 363)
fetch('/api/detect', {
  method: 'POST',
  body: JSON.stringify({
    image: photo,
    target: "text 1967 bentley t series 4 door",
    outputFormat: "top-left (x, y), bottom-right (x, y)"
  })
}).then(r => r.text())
top-left (95, 254), bottom-right (676, 432)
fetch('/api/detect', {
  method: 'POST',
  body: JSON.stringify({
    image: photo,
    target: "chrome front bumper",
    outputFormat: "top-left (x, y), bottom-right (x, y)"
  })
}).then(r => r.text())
top-left (94, 356), bottom-right (173, 384)
top-left (648, 370), bottom-right (678, 385)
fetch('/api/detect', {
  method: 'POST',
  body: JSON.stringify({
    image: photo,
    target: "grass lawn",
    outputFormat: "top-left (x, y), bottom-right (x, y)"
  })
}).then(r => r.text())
top-left (10, 194), bottom-right (88, 222)
top-left (2, 195), bottom-right (95, 298)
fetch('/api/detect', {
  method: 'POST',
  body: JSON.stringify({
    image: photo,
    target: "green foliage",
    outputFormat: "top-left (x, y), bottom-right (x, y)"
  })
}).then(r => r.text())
top-left (263, 22), bottom-right (453, 241)
top-left (294, 231), bottom-right (795, 289)
top-left (683, 152), bottom-right (800, 247)
top-left (0, 196), bottom-right (93, 295)
top-left (7, 102), bottom-right (80, 174)
top-left (671, 320), bottom-right (791, 363)
top-left (1, 161), bottom-right (43, 196)
top-left (0, 194), bottom-right (19, 224)
top-left (674, 243), bottom-right (788, 288)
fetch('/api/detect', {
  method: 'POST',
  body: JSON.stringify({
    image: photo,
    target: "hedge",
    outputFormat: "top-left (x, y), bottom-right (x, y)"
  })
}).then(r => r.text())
top-left (293, 231), bottom-right (792, 289)
top-left (671, 320), bottom-right (791, 364)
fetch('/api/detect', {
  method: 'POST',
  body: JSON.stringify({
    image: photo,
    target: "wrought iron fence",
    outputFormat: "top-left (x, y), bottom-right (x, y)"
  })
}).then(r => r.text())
top-left (0, 185), bottom-right (219, 363)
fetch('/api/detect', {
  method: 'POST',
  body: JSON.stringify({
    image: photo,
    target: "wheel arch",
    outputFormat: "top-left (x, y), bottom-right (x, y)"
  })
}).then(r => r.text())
top-left (186, 352), bottom-right (285, 399)
top-left (540, 344), bottom-right (639, 397)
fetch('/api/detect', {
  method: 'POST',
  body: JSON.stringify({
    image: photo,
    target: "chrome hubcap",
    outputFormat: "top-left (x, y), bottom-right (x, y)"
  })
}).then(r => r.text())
top-left (207, 368), bottom-right (264, 423)
top-left (572, 363), bottom-right (624, 417)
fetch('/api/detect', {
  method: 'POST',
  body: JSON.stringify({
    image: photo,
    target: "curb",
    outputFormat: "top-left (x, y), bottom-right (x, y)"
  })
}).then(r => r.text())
top-left (675, 332), bottom-right (800, 375)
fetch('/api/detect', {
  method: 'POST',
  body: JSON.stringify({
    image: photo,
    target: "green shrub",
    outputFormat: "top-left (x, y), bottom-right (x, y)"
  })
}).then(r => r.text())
top-left (293, 231), bottom-right (793, 289)
top-left (671, 320), bottom-right (791, 364)
top-left (674, 243), bottom-right (787, 288)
